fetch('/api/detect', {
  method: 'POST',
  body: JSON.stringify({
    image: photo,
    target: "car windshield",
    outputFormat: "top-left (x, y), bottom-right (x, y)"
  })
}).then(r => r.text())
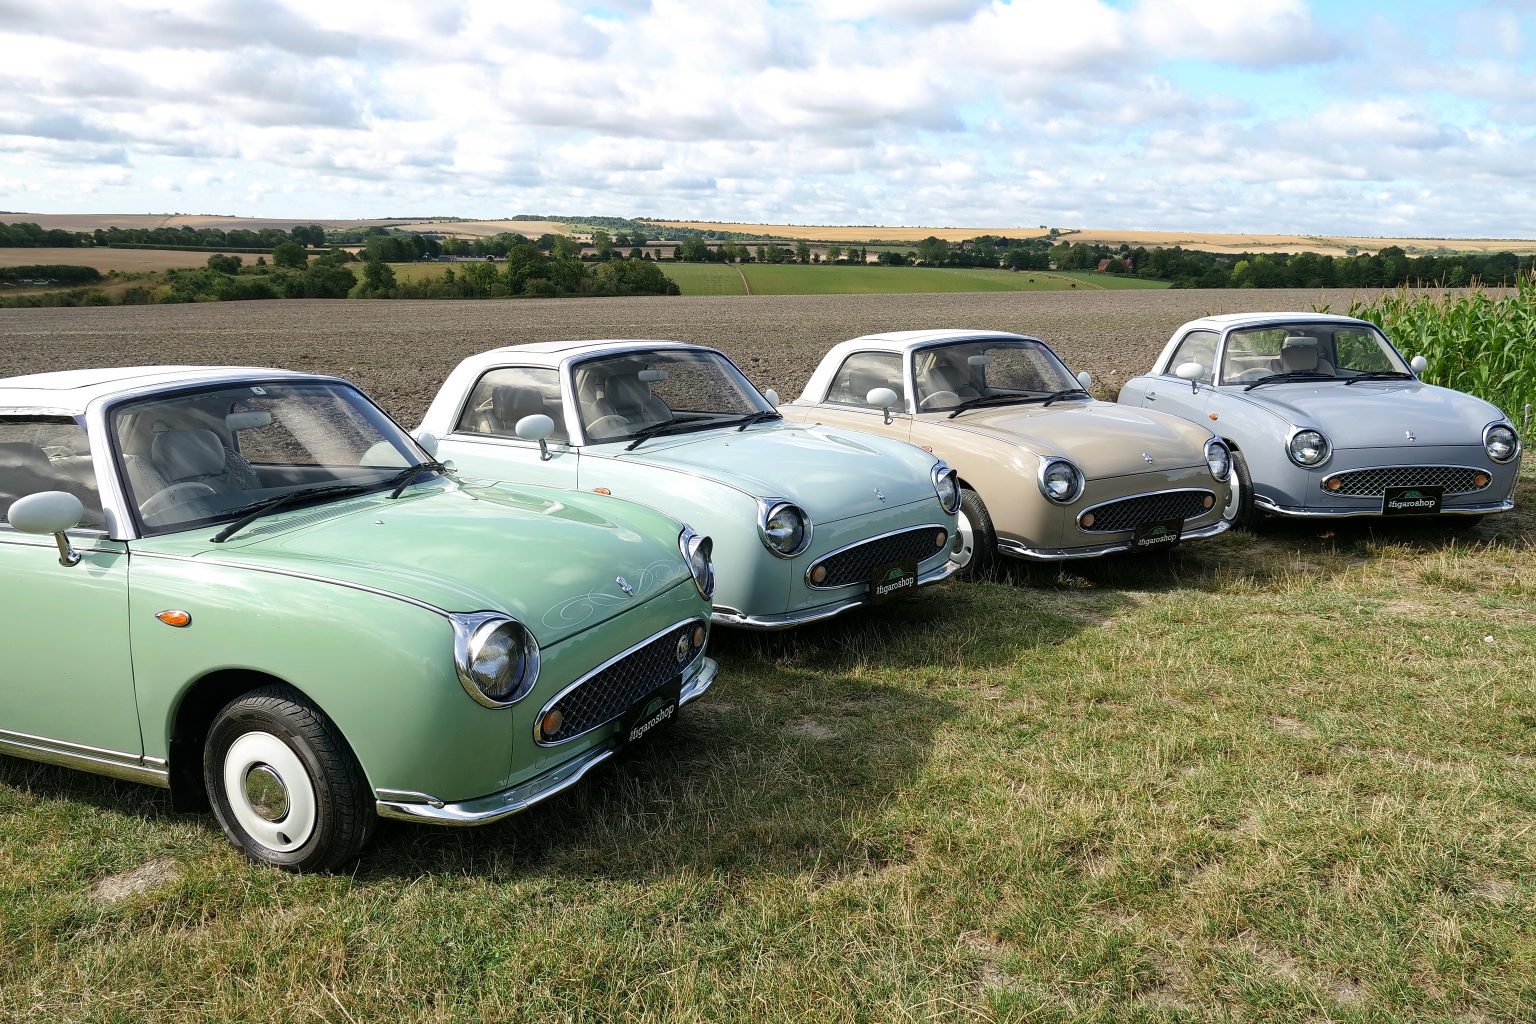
top-left (913, 339), bottom-right (1079, 411)
top-left (111, 380), bottom-right (425, 535)
top-left (1219, 323), bottom-right (1408, 385)
top-left (571, 348), bottom-right (773, 443)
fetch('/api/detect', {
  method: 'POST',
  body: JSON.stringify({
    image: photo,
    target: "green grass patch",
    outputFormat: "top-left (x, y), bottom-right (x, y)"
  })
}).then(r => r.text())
top-left (656, 262), bottom-right (747, 295)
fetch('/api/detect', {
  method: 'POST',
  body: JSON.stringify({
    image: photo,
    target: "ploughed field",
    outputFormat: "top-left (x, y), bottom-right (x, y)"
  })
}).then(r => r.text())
top-left (2, 291), bottom-right (1535, 1023)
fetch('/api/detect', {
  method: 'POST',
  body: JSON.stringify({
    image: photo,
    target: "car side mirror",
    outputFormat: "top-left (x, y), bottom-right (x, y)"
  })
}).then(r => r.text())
top-left (515, 414), bottom-right (556, 461)
top-left (1174, 362), bottom-right (1205, 392)
top-left (1076, 370), bottom-right (1092, 392)
top-left (866, 387), bottom-right (899, 424)
top-left (412, 429), bottom-right (439, 458)
top-left (1410, 355), bottom-right (1428, 375)
top-left (8, 491), bottom-right (84, 566)
top-left (762, 388), bottom-right (780, 408)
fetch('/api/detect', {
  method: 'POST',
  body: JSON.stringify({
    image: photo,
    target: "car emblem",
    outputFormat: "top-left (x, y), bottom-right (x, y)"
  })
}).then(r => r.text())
top-left (1405, 430), bottom-right (1416, 442)
top-left (1142, 452), bottom-right (1154, 464)
top-left (675, 633), bottom-right (691, 663)
top-left (616, 576), bottom-right (634, 596)
top-left (874, 488), bottom-right (886, 502)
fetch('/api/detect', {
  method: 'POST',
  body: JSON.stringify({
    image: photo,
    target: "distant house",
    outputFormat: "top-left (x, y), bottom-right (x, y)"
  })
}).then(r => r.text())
top-left (1096, 257), bottom-right (1134, 272)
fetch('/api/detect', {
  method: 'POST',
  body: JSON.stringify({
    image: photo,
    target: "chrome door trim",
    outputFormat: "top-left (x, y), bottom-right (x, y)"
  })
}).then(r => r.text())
top-left (0, 728), bottom-right (168, 788)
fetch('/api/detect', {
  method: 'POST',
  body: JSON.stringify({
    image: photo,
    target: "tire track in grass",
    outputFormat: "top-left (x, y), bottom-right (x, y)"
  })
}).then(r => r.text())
top-left (734, 264), bottom-right (752, 295)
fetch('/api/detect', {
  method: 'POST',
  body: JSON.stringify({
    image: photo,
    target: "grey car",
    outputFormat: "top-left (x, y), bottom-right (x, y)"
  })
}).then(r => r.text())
top-left (1117, 313), bottom-right (1521, 527)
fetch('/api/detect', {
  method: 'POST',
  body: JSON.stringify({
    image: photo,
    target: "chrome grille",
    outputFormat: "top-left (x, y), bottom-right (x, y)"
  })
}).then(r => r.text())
top-left (1322, 466), bottom-right (1488, 497)
top-left (540, 620), bottom-right (703, 744)
top-left (1078, 490), bottom-right (1213, 533)
top-left (809, 527), bottom-right (948, 589)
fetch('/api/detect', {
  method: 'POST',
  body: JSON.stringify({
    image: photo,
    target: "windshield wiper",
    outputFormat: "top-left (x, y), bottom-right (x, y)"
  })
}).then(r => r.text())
top-left (622, 414), bottom-right (718, 451)
top-left (1039, 388), bottom-right (1091, 407)
top-left (734, 409), bottom-right (782, 431)
top-left (1243, 371), bottom-right (1336, 391)
top-left (946, 393), bottom-right (1035, 418)
top-left (386, 460), bottom-right (449, 499)
top-left (209, 483), bottom-right (372, 543)
top-left (1343, 370), bottom-right (1415, 385)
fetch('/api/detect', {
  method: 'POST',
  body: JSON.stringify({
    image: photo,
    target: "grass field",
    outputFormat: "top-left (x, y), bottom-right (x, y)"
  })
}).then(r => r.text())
top-left (660, 263), bottom-right (1170, 296)
top-left (0, 247), bottom-right (216, 272)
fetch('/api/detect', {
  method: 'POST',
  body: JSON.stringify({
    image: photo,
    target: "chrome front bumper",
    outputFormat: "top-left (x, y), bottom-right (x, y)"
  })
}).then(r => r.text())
top-left (375, 656), bottom-right (718, 826)
top-left (1253, 497), bottom-right (1516, 519)
top-left (711, 556), bottom-right (960, 630)
top-left (998, 518), bottom-right (1230, 561)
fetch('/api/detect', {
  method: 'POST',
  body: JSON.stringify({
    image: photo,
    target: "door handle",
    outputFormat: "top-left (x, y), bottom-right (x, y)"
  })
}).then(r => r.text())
top-left (1146, 392), bottom-right (1157, 401)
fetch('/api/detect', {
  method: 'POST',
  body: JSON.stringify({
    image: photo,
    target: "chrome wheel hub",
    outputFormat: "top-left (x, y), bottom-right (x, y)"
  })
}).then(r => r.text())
top-left (952, 509), bottom-right (975, 569)
top-left (243, 764), bottom-right (289, 822)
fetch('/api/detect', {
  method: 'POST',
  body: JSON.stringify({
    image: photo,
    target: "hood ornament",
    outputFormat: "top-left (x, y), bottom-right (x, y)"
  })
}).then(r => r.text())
top-left (1404, 430), bottom-right (1416, 442)
top-left (874, 488), bottom-right (886, 502)
top-left (615, 576), bottom-right (634, 596)
top-left (1142, 452), bottom-right (1154, 464)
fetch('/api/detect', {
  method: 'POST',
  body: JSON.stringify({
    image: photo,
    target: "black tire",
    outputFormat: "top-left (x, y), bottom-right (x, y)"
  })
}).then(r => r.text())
top-left (1224, 449), bottom-right (1264, 531)
top-left (952, 487), bottom-right (998, 581)
top-left (203, 684), bottom-right (375, 872)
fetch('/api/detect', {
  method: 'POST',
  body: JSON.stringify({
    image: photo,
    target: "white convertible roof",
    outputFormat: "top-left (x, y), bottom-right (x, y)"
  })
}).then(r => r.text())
top-left (0, 365), bottom-right (316, 415)
top-left (1177, 312), bottom-right (1373, 332)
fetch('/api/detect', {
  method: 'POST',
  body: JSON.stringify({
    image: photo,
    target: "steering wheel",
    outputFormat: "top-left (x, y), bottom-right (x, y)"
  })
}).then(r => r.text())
top-left (1229, 368), bottom-right (1268, 382)
top-left (585, 415), bottom-right (629, 439)
top-left (918, 390), bottom-right (959, 410)
top-left (139, 481), bottom-right (218, 520)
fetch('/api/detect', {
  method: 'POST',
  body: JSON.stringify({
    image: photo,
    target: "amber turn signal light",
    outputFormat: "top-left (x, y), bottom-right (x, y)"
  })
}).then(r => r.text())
top-left (1325, 478), bottom-right (1342, 491)
top-left (155, 609), bottom-right (192, 628)
top-left (692, 624), bottom-right (706, 648)
top-left (809, 564), bottom-right (828, 584)
top-left (1475, 472), bottom-right (1490, 487)
top-left (1202, 495), bottom-right (1214, 508)
top-left (592, 487), bottom-right (611, 495)
top-left (540, 709), bottom-right (563, 737)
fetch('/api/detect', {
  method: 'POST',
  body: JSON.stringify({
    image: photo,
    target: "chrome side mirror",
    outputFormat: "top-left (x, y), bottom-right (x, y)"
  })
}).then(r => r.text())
top-left (762, 388), bottom-right (780, 408)
top-left (515, 414), bottom-right (556, 461)
top-left (1076, 370), bottom-right (1092, 392)
top-left (1174, 361), bottom-right (1205, 393)
top-left (1410, 355), bottom-right (1428, 375)
top-left (9, 491), bottom-right (84, 566)
top-left (412, 429), bottom-right (439, 458)
top-left (866, 387), bottom-right (899, 425)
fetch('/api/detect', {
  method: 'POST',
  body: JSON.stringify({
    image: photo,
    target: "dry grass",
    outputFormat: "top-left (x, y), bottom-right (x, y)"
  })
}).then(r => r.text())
top-left (0, 247), bottom-right (218, 272)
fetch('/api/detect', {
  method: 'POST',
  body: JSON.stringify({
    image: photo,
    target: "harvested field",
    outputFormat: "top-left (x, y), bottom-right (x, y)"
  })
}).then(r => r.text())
top-left (0, 289), bottom-right (1422, 425)
top-left (0, 247), bottom-right (219, 272)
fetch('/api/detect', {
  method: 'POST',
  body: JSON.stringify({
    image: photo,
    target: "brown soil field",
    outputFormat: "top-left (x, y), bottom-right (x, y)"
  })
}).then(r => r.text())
top-left (0, 289), bottom-right (1421, 426)
top-left (0, 247), bottom-right (220, 272)
top-left (1, 213), bottom-right (576, 240)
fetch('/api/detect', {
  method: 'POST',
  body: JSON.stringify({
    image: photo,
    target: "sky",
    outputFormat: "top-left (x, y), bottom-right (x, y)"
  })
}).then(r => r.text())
top-left (0, 0), bottom-right (1532, 236)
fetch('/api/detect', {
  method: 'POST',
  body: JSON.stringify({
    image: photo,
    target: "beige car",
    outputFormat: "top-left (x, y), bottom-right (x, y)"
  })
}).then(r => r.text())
top-left (781, 330), bottom-right (1233, 577)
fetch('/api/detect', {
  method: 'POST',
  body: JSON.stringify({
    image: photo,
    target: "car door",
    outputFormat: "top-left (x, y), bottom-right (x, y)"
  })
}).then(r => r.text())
top-left (1142, 329), bottom-right (1219, 425)
top-left (435, 365), bottom-right (580, 488)
top-left (0, 416), bottom-right (140, 763)
top-left (792, 350), bottom-right (912, 442)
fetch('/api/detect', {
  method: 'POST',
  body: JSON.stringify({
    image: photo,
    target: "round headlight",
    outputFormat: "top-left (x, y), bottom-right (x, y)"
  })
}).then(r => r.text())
top-left (680, 525), bottom-right (715, 599)
top-left (759, 500), bottom-right (811, 557)
top-left (1038, 459), bottom-right (1084, 503)
top-left (1204, 438), bottom-right (1231, 481)
top-left (1485, 423), bottom-right (1518, 464)
top-left (451, 612), bottom-right (540, 708)
top-left (1287, 429), bottom-right (1330, 467)
top-left (931, 461), bottom-right (961, 514)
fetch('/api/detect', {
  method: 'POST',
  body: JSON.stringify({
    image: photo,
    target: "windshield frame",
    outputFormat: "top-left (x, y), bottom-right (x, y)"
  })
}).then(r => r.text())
top-left (564, 345), bottom-right (776, 447)
top-left (103, 376), bottom-right (431, 539)
top-left (1214, 320), bottom-right (1411, 388)
top-left (910, 336), bottom-right (1081, 414)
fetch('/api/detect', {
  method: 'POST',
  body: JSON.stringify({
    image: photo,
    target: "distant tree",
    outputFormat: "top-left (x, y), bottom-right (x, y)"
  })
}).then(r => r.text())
top-left (206, 253), bottom-right (242, 274)
top-left (628, 246), bottom-right (643, 260)
top-left (272, 241), bottom-right (308, 269)
top-left (915, 236), bottom-right (948, 265)
top-left (826, 244), bottom-right (843, 263)
top-left (679, 237), bottom-right (711, 262)
top-left (592, 229), bottom-right (615, 260)
top-left (361, 258), bottom-right (396, 296)
top-left (552, 235), bottom-right (581, 260)
top-left (795, 240), bottom-right (811, 264)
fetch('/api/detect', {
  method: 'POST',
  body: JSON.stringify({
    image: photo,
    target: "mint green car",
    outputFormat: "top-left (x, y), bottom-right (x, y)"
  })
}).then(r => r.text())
top-left (0, 367), bottom-right (717, 871)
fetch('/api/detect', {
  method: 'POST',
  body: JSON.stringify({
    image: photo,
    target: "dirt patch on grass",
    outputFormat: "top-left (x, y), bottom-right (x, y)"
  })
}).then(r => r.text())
top-left (1270, 716), bottom-right (1319, 740)
top-left (91, 858), bottom-right (179, 903)
top-left (786, 718), bottom-right (839, 741)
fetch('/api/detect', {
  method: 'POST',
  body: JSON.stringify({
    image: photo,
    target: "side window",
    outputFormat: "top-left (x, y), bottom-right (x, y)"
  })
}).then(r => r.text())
top-left (825, 352), bottom-right (904, 407)
top-left (1167, 331), bottom-right (1218, 382)
top-left (0, 416), bottom-right (105, 531)
top-left (456, 367), bottom-right (568, 442)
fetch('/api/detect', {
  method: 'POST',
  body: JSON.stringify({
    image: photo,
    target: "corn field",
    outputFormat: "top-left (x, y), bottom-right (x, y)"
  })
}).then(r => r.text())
top-left (1339, 275), bottom-right (1536, 430)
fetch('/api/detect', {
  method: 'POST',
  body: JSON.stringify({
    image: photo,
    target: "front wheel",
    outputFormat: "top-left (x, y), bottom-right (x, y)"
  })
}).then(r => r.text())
top-left (204, 685), bottom-right (375, 872)
top-left (951, 488), bottom-right (998, 581)
top-left (1224, 449), bottom-right (1263, 530)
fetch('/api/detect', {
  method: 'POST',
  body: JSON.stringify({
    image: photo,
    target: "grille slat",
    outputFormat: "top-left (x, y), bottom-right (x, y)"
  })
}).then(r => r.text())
top-left (1079, 490), bottom-right (1213, 533)
top-left (1323, 466), bottom-right (1487, 497)
top-left (541, 620), bottom-right (702, 744)
top-left (810, 527), bottom-right (947, 589)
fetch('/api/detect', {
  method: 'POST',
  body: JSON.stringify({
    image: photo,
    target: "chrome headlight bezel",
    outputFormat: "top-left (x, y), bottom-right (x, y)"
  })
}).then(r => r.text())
top-left (1204, 437), bottom-right (1232, 481)
top-left (1285, 427), bottom-right (1331, 468)
top-left (1037, 458), bottom-right (1085, 504)
top-left (757, 498), bottom-right (812, 558)
top-left (679, 524), bottom-right (716, 599)
top-left (1483, 421), bottom-right (1520, 464)
top-left (931, 460), bottom-right (961, 514)
top-left (450, 611), bottom-right (540, 708)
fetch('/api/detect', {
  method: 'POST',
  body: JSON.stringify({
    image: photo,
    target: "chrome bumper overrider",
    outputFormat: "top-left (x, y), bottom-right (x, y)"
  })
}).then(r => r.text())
top-left (711, 556), bottom-right (961, 630)
top-left (998, 518), bottom-right (1230, 561)
top-left (375, 656), bottom-right (718, 826)
top-left (1254, 497), bottom-right (1516, 519)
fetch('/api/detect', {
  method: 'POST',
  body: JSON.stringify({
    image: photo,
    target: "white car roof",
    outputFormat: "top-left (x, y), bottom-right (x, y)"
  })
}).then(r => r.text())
top-left (459, 339), bottom-right (706, 368)
top-left (0, 365), bottom-right (317, 415)
top-left (1178, 312), bottom-right (1374, 332)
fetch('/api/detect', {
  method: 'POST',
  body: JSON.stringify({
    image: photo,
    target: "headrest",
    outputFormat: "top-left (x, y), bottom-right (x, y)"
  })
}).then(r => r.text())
top-left (226, 411), bottom-right (272, 432)
top-left (1279, 337), bottom-right (1320, 372)
top-left (491, 386), bottom-right (545, 424)
top-left (0, 442), bottom-right (51, 473)
top-left (604, 375), bottom-right (652, 409)
top-left (152, 429), bottom-right (227, 482)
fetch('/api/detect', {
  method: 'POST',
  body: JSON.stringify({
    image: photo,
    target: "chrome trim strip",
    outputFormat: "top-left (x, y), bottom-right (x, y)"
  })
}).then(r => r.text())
top-left (1075, 488), bottom-right (1216, 533)
top-left (1254, 496), bottom-right (1515, 518)
top-left (805, 524), bottom-right (951, 590)
top-left (723, 557), bottom-right (959, 629)
top-left (376, 657), bottom-right (717, 826)
top-left (0, 728), bottom-right (169, 788)
top-left (999, 518), bottom-right (1230, 560)
top-left (126, 550), bottom-right (449, 616)
top-left (1318, 464), bottom-right (1494, 496)
top-left (533, 617), bottom-right (708, 747)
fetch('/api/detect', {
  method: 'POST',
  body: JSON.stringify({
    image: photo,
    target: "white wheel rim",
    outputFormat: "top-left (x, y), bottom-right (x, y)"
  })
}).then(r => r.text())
top-left (1223, 469), bottom-right (1242, 522)
top-left (223, 731), bottom-right (317, 853)
top-left (952, 508), bottom-right (976, 569)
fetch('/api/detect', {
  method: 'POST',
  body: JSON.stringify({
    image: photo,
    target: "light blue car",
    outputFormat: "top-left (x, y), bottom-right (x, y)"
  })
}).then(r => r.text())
top-left (1118, 313), bottom-right (1520, 528)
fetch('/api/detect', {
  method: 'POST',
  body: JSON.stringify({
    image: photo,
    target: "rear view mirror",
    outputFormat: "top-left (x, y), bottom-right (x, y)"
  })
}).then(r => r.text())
top-left (762, 388), bottom-right (780, 408)
top-left (412, 430), bottom-right (439, 458)
top-left (515, 414), bottom-right (556, 461)
top-left (1076, 370), bottom-right (1093, 392)
top-left (866, 387), bottom-right (899, 424)
top-left (1174, 362), bottom-right (1205, 392)
top-left (8, 490), bottom-right (84, 566)
top-left (1410, 355), bottom-right (1428, 375)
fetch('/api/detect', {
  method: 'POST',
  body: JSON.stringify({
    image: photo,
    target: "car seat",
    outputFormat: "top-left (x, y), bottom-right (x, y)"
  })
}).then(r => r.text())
top-left (1279, 337), bottom-right (1335, 376)
top-left (150, 428), bottom-right (262, 494)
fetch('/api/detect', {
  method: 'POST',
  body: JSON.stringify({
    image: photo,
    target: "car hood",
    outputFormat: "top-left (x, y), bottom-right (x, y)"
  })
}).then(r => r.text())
top-left (609, 421), bottom-right (939, 520)
top-left (945, 400), bottom-right (1215, 478)
top-left (153, 480), bottom-right (690, 645)
top-left (1239, 381), bottom-right (1506, 448)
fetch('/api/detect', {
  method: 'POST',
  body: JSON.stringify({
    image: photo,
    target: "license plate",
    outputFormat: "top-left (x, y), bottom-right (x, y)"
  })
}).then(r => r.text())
top-left (1382, 485), bottom-right (1443, 515)
top-left (870, 558), bottom-right (920, 603)
top-left (621, 676), bottom-right (682, 749)
top-left (1132, 518), bottom-right (1184, 549)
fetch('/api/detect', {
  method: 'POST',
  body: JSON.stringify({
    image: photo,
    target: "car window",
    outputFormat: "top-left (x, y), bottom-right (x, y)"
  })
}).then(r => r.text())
top-left (1333, 329), bottom-right (1398, 373)
top-left (0, 416), bottom-right (106, 531)
top-left (826, 352), bottom-right (904, 406)
top-left (571, 349), bottom-right (771, 442)
top-left (1167, 330), bottom-right (1218, 381)
top-left (456, 367), bottom-right (568, 442)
